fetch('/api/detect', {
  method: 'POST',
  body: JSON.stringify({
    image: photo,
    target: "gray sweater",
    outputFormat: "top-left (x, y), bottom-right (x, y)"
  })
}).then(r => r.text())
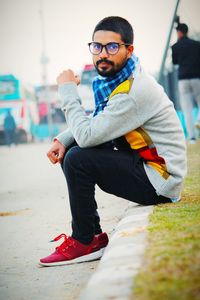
top-left (56, 65), bottom-right (187, 201)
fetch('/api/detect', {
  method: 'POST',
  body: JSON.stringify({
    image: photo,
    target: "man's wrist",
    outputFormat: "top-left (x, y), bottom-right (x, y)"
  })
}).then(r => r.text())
top-left (53, 138), bottom-right (65, 148)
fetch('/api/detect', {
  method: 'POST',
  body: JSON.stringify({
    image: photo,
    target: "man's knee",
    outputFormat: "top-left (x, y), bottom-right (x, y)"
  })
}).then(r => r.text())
top-left (63, 146), bottom-right (97, 173)
top-left (63, 146), bottom-right (82, 167)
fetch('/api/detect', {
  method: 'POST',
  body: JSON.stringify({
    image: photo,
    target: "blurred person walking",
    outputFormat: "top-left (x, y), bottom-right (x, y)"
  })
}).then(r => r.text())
top-left (40, 16), bottom-right (187, 267)
top-left (3, 110), bottom-right (17, 146)
top-left (172, 23), bottom-right (200, 144)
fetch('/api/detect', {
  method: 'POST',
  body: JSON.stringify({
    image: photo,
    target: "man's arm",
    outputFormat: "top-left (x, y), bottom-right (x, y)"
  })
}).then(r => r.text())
top-left (58, 82), bottom-right (141, 148)
top-left (56, 69), bottom-right (174, 149)
top-left (171, 45), bottom-right (178, 65)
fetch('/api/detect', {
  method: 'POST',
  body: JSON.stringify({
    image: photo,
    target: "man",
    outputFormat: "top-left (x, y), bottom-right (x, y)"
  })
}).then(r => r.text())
top-left (172, 23), bottom-right (200, 143)
top-left (40, 16), bottom-right (187, 267)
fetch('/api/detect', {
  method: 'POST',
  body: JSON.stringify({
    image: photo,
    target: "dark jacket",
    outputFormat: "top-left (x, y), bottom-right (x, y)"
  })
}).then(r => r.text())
top-left (172, 36), bottom-right (200, 79)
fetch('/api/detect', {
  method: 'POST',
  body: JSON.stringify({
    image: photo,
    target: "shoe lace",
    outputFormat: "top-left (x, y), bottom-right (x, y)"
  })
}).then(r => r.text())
top-left (50, 233), bottom-right (75, 253)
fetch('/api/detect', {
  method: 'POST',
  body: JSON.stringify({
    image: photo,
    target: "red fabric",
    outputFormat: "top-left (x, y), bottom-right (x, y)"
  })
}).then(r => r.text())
top-left (138, 146), bottom-right (166, 165)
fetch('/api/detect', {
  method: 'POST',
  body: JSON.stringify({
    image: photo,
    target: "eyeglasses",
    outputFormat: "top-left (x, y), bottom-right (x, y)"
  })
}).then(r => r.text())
top-left (88, 42), bottom-right (131, 55)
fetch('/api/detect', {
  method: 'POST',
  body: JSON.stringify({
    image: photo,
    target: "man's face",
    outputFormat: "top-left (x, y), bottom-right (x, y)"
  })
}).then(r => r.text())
top-left (177, 30), bottom-right (184, 40)
top-left (92, 30), bottom-right (133, 77)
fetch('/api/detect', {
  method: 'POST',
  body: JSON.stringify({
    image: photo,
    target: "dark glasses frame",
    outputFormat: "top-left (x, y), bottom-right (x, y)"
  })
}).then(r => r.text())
top-left (88, 42), bottom-right (132, 55)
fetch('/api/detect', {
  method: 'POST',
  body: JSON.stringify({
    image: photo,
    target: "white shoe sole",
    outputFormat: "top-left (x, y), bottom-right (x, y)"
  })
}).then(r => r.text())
top-left (39, 248), bottom-right (104, 267)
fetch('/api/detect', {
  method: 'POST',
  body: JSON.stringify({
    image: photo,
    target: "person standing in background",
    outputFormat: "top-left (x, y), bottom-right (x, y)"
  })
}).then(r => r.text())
top-left (172, 23), bottom-right (200, 144)
top-left (3, 110), bottom-right (17, 146)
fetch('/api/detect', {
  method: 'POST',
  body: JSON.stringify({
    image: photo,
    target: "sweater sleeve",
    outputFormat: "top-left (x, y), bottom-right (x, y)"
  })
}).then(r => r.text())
top-left (54, 128), bottom-right (75, 148)
top-left (58, 82), bottom-right (141, 148)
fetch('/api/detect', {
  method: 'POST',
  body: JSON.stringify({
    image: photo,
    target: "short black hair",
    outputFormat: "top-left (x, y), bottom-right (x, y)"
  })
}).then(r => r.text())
top-left (92, 16), bottom-right (134, 44)
top-left (176, 23), bottom-right (188, 35)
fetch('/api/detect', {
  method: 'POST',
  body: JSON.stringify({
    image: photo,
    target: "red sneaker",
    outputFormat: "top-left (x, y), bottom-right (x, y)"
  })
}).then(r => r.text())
top-left (95, 232), bottom-right (109, 251)
top-left (39, 234), bottom-right (103, 267)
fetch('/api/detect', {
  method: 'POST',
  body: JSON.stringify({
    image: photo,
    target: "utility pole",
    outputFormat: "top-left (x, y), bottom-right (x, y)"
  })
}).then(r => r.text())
top-left (158, 0), bottom-right (180, 84)
top-left (39, 0), bottom-right (53, 139)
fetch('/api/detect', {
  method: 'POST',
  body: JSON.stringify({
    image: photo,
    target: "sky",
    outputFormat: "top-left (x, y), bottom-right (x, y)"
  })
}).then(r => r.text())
top-left (0, 0), bottom-right (199, 86)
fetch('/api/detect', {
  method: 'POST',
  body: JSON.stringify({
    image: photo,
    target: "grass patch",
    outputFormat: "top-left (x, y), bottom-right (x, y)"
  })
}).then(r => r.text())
top-left (131, 141), bottom-right (200, 300)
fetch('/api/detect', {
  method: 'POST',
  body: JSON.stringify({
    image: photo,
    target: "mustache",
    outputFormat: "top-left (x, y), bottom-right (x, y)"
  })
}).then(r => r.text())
top-left (96, 59), bottom-right (114, 66)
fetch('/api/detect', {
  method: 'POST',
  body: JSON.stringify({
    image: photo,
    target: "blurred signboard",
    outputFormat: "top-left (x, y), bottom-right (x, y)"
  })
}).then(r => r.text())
top-left (0, 74), bottom-right (20, 100)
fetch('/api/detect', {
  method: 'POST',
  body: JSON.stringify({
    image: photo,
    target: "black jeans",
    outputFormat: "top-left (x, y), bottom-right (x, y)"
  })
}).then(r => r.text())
top-left (61, 143), bottom-right (170, 244)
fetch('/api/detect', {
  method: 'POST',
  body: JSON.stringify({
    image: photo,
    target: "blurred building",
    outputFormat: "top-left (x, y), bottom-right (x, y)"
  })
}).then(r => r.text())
top-left (35, 84), bottom-right (65, 124)
top-left (78, 64), bottom-right (97, 114)
top-left (0, 74), bottom-right (39, 145)
top-left (33, 64), bottom-right (97, 140)
top-left (0, 66), bottom-right (97, 143)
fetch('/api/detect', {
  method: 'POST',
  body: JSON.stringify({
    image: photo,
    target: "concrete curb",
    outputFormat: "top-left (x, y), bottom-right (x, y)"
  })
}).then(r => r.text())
top-left (78, 203), bottom-right (154, 300)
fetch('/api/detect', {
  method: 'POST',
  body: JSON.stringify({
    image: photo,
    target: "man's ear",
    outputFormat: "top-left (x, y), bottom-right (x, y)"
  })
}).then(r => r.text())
top-left (127, 45), bottom-right (134, 58)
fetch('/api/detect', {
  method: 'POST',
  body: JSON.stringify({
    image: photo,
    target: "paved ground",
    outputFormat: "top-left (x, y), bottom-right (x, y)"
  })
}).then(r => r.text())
top-left (0, 143), bottom-right (128, 300)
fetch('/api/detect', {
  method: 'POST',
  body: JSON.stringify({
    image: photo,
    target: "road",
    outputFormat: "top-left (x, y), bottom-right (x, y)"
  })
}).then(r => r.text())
top-left (0, 143), bottom-right (128, 300)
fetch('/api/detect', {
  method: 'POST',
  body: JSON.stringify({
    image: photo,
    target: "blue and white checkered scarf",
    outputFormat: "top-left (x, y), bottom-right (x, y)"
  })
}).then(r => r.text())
top-left (92, 54), bottom-right (138, 116)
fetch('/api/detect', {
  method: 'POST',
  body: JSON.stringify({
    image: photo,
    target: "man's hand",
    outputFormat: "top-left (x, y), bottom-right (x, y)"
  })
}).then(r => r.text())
top-left (47, 139), bottom-right (66, 164)
top-left (56, 69), bottom-right (80, 86)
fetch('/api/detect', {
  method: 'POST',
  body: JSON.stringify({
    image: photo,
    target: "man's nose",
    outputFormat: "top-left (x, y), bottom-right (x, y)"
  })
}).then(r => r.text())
top-left (99, 46), bottom-right (109, 59)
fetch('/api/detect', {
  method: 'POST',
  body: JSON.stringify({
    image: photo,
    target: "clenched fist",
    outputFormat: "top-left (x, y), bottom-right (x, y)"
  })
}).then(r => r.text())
top-left (47, 139), bottom-right (66, 164)
top-left (56, 69), bottom-right (80, 86)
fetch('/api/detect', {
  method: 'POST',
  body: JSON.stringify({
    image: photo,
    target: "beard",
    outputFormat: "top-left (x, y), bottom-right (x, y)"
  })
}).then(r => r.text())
top-left (94, 56), bottom-right (128, 77)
